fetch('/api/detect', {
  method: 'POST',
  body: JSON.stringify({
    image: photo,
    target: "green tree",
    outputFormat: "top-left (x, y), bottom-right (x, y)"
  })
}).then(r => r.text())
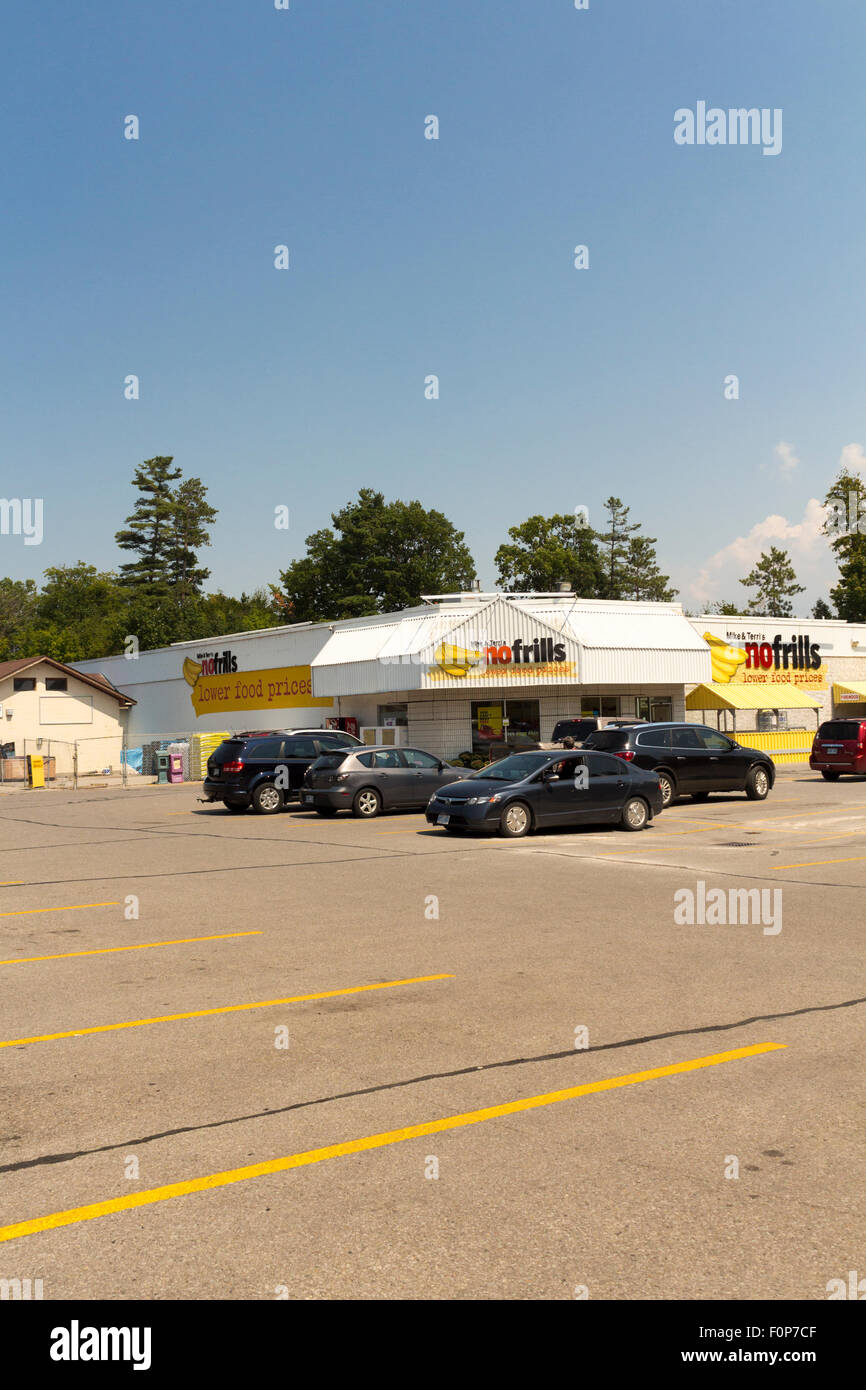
top-left (0, 577), bottom-right (39, 658)
top-left (812, 597), bottom-right (833, 620)
top-left (705, 600), bottom-right (740, 615)
top-left (596, 497), bottom-right (642, 599)
top-left (619, 535), bottom-right (677, 602)
top-left (823, 471), bottom-right (866, 621)
top-left (115, 456), bottom-right (183, 591)
top-left (195, 589), bottom-right (282, 635)
top-left (278, 489), bottom-right (476, 622)
top-left (34, 564), bottom-right (125, 661)
top-left (169, 477), bottom-right (218, 605)
top-left (494, 513), bottom-right (604, 595)
top-left (740, 546), bottom-right (805, 617)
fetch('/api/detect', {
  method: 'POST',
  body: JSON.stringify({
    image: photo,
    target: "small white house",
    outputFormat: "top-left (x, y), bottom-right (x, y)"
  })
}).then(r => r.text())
top-left (0, 657), bottom-right (135, 779)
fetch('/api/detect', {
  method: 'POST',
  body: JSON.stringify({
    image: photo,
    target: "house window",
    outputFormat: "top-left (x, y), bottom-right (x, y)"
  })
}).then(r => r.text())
top-left (45, 678), bottom-right (68, 692)
top-left (13, 678), bottom-right (35, 692)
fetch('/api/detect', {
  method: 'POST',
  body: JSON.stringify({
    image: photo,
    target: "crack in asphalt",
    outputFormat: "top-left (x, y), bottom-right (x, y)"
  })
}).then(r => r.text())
top-left (3, 993), bottom-right (863, 1176)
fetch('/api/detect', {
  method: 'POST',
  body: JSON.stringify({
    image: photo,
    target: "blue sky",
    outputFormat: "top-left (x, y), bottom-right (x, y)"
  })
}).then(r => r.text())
top-left (2, 0), bottom-right (864, 613)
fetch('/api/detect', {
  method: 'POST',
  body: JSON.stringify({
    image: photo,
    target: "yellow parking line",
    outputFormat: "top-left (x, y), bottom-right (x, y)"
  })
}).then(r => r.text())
top-left (0, 902), bottom-right (119, 919)
top-left (0, 881), bottom-right (24, 886)
top-left (0, 931), bottom-right (262, 967)
top-left (0, 1041), bottom-right (783, 1244)
top-left (776, 855), bottom-right (866, 870)
top-left (0, 973), bottom-right (453, 1049)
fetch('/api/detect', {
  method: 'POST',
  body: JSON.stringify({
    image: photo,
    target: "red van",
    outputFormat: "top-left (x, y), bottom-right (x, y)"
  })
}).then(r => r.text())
top-left (810, 718), bottom-right (866, 779)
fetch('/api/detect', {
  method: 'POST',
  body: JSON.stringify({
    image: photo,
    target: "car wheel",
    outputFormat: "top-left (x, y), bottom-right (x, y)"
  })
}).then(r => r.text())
top-left (252, 782), bottom-right (283, 815)
top-left (821, 770), bottom-right (841, 781)
top-left (315, 806), bottom-right (339, 817)
top-left (745, 765), bottom-right (770, 800)
top-left (499, 801), bottom-right (531, 838)
top-left (657, 771), bottom-right (676, 807)
top-left (224, 802), bottom-right (247, 813)
top-left (353, 787), bottom-right (381, 819)
top-left (621, 796), bottom-right (649, 831)
top-left (691, 791), bottom-right (711, 802)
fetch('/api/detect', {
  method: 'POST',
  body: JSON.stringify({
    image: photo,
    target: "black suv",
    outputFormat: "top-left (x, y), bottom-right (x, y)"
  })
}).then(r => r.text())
top-left (581, 722), bottom-right (774, 807)
top-left (204, 730), bottom-right (361, 814)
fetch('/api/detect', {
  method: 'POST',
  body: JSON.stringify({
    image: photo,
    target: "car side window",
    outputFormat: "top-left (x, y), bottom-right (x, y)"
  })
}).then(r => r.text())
top-left (587, 752), bottom-right (626, 776)
top-left (247, 738), bottom-right (284, 759)
top-left (403, 749), bottom-right (439, 769)
top-left (671, 727), bottom-right (702, 749)
top-left (698, 730), bottom-right (733, 751)
top-left (637, 728), bottom-right (671, 749)
top-left (372, 749), bottom-right (403, 769)
top-left (356, 752), bottom-right (375, 768)
top-left (285, 737), bottom-right (317, 758)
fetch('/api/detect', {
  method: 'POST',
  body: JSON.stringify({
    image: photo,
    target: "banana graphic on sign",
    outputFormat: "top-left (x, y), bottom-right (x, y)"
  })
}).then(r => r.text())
top-left (183, 658), bottom-right (202, 687)
top-left (703, 632), bottom-right (747, 683)
top-left (434, 643), bottom-right (485, 678)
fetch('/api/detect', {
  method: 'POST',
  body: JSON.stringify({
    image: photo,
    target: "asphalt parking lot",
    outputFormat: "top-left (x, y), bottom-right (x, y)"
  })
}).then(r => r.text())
top-left (0, 769), bottom-right (864, 1299)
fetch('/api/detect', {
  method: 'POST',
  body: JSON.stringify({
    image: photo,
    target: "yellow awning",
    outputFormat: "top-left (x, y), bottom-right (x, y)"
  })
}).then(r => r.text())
top-left (686, 682), bottom-right (821, 711)
top-left (833, 682), bottom-right (866, 702)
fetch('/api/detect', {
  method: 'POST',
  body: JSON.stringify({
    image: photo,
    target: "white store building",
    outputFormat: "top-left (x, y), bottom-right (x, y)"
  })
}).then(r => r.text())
top-left (75, 592), bottom-right (712, 760)
top-left (74, 592), bottom-right (866, 763)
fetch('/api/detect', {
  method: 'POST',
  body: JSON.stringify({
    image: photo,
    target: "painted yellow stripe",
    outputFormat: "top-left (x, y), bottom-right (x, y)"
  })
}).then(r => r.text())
top-left (0, 973), bottom-right (453, 1049)
top-left (0, 881), bottom-right (24, 885)
top-left (0, 901), bottom-right (119, 918)
top-left (0, 931), bottom-right (262, 967)
top-left (776, 855), bottom-right (866, 869)
top-left (0, 1042), bottom-right (783, 1244)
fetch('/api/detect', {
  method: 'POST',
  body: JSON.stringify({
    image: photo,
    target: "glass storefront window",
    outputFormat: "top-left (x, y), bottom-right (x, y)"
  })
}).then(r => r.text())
top-left (650, 698), bottom-right (672, 722)
top-left (377, 703), bottom-right (408, 727)
top-left (471, 700), bottom-right (540, 754)
top-left (636, 696), bottom-right (651, 720)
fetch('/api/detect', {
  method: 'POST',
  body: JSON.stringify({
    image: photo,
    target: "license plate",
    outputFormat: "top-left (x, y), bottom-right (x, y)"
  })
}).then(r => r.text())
top-left (825, 746), bottom-right (841, 754)
top-left (436, 813), bottom-right (450, 825)
top-left (302, 794), bottom-right (314, 803)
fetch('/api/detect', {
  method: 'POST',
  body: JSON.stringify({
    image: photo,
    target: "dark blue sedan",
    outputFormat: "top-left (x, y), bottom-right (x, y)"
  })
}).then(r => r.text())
top-left (425, 749), bottom-right (664, 838)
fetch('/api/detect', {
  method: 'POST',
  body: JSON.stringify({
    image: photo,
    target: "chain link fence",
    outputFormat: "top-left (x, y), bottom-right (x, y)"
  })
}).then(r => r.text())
top-left (0, 730), bottom-right (259, 790)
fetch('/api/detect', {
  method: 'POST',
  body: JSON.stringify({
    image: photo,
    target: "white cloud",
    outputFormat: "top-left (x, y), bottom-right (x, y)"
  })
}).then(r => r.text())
top-left (838, 442), bottom-right (866, 474)
top-left (773, 441), bottom-right (799, 475)
top-left (688, 499), bottom-right (830, 607)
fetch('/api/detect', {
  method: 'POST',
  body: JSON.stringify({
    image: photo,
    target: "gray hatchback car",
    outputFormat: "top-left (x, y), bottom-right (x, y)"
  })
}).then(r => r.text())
top-left (299, 744), bottom-right (457, 818)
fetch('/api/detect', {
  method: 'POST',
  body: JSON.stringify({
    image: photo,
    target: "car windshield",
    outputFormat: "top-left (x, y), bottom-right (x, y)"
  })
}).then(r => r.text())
top-left (819, 721), bottom-right (863, 740)
top-left (469, 752), bottom-right (551, 782)
top-left (583, 730), bottom-right (627, 751)
top-left (312, 752), bottom-right (350, 769)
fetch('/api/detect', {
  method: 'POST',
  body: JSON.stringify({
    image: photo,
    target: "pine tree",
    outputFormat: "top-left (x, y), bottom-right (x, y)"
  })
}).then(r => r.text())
top-left (596, 497), bottom-right (642, 599)
top-left (620, 535), bottom-right (677, 602)
top-left (170, 477), bottom-right (218, 605)
top-left (740, 547), bottom-right (805, 617)
top-left (115, 457), bottom-right (182, 591)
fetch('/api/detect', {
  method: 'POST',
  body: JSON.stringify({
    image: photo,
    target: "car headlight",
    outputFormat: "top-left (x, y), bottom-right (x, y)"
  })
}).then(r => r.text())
top-left (466, 794), bottom-right (500, 804)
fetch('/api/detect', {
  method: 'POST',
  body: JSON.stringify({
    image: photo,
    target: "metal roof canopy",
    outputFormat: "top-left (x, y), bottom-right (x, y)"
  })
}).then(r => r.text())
top-left (687, 681), bottom-right (821, 735)
top-left (687, 682), bottom-right (821, 710)
top-left (833, 681), bottom-right (866, 702)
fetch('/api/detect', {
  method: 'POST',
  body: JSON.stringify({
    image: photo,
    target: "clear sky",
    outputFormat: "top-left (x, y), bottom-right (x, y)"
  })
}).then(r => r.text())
top-left (2, 0), bottom-right (864, 613)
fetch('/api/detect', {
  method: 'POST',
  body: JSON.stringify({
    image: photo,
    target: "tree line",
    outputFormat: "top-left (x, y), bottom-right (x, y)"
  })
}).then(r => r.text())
top-left (0, 458), bottom-right (861, 663)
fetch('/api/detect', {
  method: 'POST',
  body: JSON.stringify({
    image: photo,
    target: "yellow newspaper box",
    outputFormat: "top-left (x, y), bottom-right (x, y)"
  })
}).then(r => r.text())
top-left (28, 754), bottom-right (45, 788)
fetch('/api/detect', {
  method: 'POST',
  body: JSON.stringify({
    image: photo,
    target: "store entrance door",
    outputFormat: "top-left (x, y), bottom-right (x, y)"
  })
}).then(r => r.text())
top-left (471, 699), bottom-right (540, 757)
